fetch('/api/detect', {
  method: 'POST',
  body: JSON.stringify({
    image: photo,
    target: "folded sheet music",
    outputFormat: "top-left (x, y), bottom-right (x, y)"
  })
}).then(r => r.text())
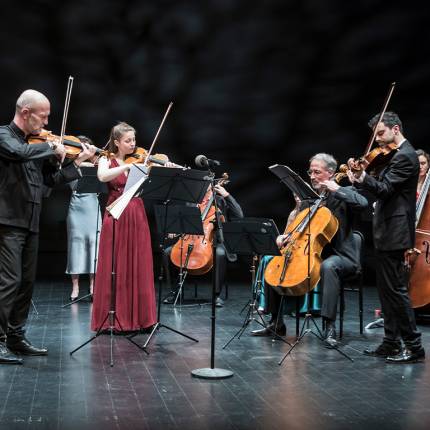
top-left (107, 164), bottom-right (149, 219)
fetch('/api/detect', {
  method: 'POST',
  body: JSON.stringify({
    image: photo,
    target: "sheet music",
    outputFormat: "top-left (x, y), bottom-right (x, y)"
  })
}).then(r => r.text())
top-left (106, 165), bottom-right (149, 220)
top-left (269, 164), bottom-right (319, 200)
top-left (124, 164), bottom-right (149, 193)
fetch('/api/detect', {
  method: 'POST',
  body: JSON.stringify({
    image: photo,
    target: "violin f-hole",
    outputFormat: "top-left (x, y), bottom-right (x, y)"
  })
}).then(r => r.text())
top-left (423, 240), bottom-right (430, 264)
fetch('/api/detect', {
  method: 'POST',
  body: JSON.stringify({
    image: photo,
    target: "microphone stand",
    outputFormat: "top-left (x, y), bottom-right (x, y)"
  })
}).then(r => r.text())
top-left (191, 171), bottom-right (233, 380)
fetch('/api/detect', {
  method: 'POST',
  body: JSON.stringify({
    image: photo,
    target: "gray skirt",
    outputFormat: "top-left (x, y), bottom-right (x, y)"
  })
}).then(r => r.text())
top-left (65, 192), bottom-right (101, 274)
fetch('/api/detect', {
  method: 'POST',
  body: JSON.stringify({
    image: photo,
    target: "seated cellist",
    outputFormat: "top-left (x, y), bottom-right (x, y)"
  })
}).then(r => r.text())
top-left (252, 153), bottom-right (368, 347)
top-left (162, 181), bottom-right (243, 307)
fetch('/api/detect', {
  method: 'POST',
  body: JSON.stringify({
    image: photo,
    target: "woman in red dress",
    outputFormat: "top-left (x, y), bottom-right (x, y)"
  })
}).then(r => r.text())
top-left (91, 122), bottom-right (156, 332)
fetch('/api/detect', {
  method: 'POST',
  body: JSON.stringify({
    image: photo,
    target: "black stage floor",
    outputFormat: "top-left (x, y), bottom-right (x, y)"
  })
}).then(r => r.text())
top-left (1, 281), bottom-right (430, 430)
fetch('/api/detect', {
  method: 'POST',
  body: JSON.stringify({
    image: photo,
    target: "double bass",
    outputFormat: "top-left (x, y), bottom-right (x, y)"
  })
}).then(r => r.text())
top-left (264, 194), bottom-right (339, 296)
top-left (408, 167), bottom-right (430, 310)
top-left (169, 174), bottom-right (229, 275)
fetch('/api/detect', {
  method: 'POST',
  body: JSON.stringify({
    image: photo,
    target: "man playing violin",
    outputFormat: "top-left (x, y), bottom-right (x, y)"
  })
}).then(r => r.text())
top-left (252, 153), bottom-right (368, 347)
top-left (348, 112), bottom-right (425, 363)
top-left (0, 89), bottom-right (97, 364)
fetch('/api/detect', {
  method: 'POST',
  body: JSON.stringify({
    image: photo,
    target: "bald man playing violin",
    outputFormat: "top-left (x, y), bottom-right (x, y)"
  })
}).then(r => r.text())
top-left (348, 111), bottom-right (425, 364)
top-left (0, 89), bottom-right (97, 364)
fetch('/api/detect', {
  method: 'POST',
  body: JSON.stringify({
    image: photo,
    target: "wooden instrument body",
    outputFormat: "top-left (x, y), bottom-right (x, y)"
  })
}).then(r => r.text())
top-left (409, 194), bottom-right (430, 309)
top-left (170, 190), bottom-right (216, 275)
top-left (264, 206), bottom-right (338, 296)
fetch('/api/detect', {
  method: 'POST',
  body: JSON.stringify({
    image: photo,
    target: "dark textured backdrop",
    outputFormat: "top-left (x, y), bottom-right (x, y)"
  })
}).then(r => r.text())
top-left (1, 1), bottom-right (429, 279)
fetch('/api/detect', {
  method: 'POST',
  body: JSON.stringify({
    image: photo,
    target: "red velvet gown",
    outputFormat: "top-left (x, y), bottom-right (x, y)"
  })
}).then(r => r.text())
top-left (91, 159), bottom-right (156, 331)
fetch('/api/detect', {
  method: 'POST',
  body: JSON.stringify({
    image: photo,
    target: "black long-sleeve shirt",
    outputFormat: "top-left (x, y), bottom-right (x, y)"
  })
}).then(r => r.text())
top-left (0, 122), bottom-right (81, 232)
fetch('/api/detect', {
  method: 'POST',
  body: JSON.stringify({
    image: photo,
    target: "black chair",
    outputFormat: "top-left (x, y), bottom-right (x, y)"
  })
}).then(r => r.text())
top-left (339, 230), bottom-right (364, 338)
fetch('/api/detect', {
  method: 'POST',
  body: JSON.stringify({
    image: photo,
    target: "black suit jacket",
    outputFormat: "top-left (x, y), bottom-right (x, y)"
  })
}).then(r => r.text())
top-left (359, 140), bottom-right (418, 251)
top-left (0, 122), bottom-right (82, 233)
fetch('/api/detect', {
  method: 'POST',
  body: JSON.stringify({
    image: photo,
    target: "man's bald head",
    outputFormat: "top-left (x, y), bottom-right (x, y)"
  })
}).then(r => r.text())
top-left (16, 90), bottom-right (49, 114)
top-left (13, 89), bottom-right (51, 135)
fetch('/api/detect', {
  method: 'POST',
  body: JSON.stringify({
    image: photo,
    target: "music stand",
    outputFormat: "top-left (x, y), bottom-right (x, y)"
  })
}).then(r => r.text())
top-left (154, 204), bottom-right (205, 306)
top-left (269, 165), bottom-right (353, 364)
top-left (63, 166), bottom-right (106, 307)
top-left (131, 166), bottom-right (210, 348)
top-left (70, 219), bottom-right (148, 366)
top-left (220, 218), bottom-right (292, 349)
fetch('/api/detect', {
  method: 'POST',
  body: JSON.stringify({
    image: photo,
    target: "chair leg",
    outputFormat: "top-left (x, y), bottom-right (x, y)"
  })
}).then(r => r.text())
top-left (296, 297), bottom-right (300, 338)
top-left (359, 279), bottom-right (364, 334)
top-left (339, 287), bottom-right (345, 339)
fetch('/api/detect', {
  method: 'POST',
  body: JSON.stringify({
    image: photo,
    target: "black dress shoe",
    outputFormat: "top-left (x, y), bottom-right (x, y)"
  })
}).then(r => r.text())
top-left (386, 347), bottom-right (425, 364)
top-left (0, 343), bottom-right (23, 365)
top-left (251, 323), bottom-right (286, 337)
top-left (7, 338), bottom-right (48, 356)
top-left (363, 342), bottom-right (401, 358)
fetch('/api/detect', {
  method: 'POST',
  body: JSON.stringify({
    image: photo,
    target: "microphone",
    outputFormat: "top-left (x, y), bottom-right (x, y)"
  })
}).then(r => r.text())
top-left (195, 154), bottom-right (221, 168)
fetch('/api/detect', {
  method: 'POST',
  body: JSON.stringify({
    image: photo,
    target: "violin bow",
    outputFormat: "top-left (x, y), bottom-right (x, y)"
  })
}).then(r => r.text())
top-left (60, 76), bottom-right (74, 147)
top-left (55, 76), bottom-right (74, 167)
top-left (143, 101), bottom-right (173, 166)
top-left (364, 81), bottom-right (396, 156)
top-left (107, 102), bottom-right (174, 220)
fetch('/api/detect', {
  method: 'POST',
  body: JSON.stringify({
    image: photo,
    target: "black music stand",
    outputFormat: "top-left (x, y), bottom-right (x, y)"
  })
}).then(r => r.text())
top-left (70, 196), bottom-right (148, 367)
top-left (154, 204), bottom-right (205, 307)
top-left (220, 218), bottom-right (292, 349)
top-left (63, 166), bottom-right (106, 307)
top-left (269, 164), bottom-right (353, 364)
top-left (131, 166), bottom-right (210, 348)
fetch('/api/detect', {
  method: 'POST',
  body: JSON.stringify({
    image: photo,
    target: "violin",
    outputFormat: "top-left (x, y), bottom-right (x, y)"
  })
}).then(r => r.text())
top-left (124, 147), bottom-right (170, 166)
top-left (28, 129), bottom-right (106, 159)
top-left (169, 173), bottom-right (229, 275)
top-left (335, 82), bottom-right (398, 182)
top-left (335, 142), bottom-right (398, 182)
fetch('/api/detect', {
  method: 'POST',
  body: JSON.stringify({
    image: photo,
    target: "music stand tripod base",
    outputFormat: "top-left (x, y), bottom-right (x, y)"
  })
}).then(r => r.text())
top-left (191, 367), bottom-right (234, 380)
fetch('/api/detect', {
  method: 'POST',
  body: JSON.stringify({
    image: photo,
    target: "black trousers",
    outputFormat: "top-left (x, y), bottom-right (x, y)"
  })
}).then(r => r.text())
top-left (375, 249), bottom-right (421, 349)
top-left (162, 244), bottom-right (227, 297)
top-left (0, 225), bottom-right (39, 342)
top-left (268, 254), bottom-right (356, 322)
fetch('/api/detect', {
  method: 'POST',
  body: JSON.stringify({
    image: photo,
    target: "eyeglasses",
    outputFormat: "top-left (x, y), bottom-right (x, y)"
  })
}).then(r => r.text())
top-left (307, 169), bottom-right (324, 176)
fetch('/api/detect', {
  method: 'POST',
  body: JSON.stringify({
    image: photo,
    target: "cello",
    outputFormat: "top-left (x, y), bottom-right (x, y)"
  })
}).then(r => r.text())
top-left (264, 193), bottom-right (339, 296)
top-left (408, 165), bottom-right (430, 310)
top-left (169, 174), bottom-right (229, 275)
